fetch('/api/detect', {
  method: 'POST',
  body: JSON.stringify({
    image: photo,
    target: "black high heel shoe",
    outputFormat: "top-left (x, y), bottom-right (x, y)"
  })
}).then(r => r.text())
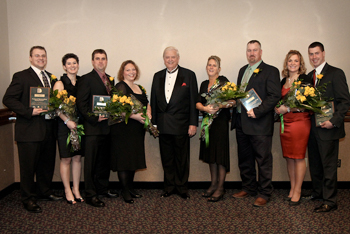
top-left (66, 198), bottom-right (76, 205)
top-left (129, 189), bottom-right (143, 198)
top-left (72, 187), bottom-right (84, 203)
top-left (202, 188), bottom-right (216, 198)
top-left (122, 190), bottom-right (134, 204)
top-left (208, 194), bottom-right (224, 202)
top-left (289, 197), bottom-right (301, 206)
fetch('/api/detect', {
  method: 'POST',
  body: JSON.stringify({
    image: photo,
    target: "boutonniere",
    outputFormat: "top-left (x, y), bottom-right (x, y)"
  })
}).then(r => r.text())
top-left (51, 74), bottom-right (57, 82)
top-left (253, 68), bottom-right (262, 76)
top-left (109, 76), bottom-right (114, 82)
top-left (182, 82), bottom-right (187, 86)
top-left (316, 73), bottom-right (323, 85)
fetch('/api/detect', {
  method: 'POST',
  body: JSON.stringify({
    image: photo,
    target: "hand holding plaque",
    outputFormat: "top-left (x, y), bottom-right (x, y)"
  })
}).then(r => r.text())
top-left (240, 88), bottom-right (262, 111)
top-left (315, 101), bottom-right (334, 127)
top-left (93, 95), bottom-right (111, 118)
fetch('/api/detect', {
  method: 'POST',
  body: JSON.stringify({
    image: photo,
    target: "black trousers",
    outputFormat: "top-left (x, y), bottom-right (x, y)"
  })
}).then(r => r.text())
top-left (159, 134), bottom-right (190, 194)
top-left (308, 128), bottom-right (339, 206)
top-left (84, 135), bottom-right (111, 198)
top-left (235, 114), bottom-right (273, 200)
top-left (17, 120), bottom-right (56, 203)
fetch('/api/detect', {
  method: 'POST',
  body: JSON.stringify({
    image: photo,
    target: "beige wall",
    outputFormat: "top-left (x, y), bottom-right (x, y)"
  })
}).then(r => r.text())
top-left (1, 0), bottom-right (350, 186)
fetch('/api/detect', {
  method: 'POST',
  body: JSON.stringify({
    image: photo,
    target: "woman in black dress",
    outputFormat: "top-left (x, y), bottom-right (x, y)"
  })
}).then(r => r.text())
top-left (53, 53), bottom-right (84, 204)
top-left (110, 60), bottom-right (151, 203)
top-left (196, 56), bottom-right (235, 202)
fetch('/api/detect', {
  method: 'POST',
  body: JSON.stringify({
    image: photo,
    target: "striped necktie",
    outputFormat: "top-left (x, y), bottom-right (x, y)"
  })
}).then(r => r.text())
top-left (41, 71), bottom-right (50, 87)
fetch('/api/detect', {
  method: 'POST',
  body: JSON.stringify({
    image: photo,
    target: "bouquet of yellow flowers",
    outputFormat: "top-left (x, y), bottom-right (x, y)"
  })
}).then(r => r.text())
top-left (200, 80), bottom-right (247, 147)
top-left (49, 89), bottom-right (84, 151)
top-left (106, 93), bottom-right (134, 124)
top-left (277, 80), bottom-right (330, 133)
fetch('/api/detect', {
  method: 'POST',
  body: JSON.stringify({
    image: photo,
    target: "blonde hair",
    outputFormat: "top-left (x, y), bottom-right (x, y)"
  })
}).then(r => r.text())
top-left (207, 55), bottom-right (221, 68)
top-left (282, 50), bottom-right (307, 77)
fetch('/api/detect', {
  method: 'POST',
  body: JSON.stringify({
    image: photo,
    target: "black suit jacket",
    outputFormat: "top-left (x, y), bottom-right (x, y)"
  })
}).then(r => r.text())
top-left (151, 66), bottom-right (198, 135)
top-left (76, 69), bottom-right (114, 136)
top-left (3, 67), bottom-right (55, 142)
top-left (309, 63), bottom-right (350, 140)
top-left (231, 61), bottom-right (281, 135)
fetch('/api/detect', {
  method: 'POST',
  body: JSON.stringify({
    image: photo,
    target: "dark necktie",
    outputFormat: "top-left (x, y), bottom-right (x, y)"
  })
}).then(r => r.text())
top-left (102, 74), bottom-right (111, 94)
top-left (312, 70), bottom-right (316, 87)
top-left (41, 71), bottom-right (50, 87)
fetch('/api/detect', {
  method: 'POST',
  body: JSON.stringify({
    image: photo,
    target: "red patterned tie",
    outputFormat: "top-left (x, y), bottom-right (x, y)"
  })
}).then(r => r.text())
top-left (312, 70), bottom-right (316, 87)
top-left (102, 75), bottom-right (111, 94)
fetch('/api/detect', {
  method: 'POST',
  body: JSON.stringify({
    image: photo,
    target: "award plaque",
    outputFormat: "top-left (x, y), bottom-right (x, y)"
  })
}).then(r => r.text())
top-left (315, 101), bottom-right (334, 127)
top-left (30, 87), bottom-right (50, 109)
top-left (240, 88), bottom-right (262, 111)
top-left (93, 95), bottom-right (111, 117)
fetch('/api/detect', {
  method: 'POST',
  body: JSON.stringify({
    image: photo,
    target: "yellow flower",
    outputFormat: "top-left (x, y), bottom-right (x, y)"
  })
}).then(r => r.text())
top-left (227, 82), bottom-right (231, 85)
top-left (69, 96), bottom-right (76, 103)
top-left (130, 101), bottom-right (134, 106)
top-left (296, 90), bottom-right (300, 95)
top-left (56, 94), bottom-right (61, 99)
top-left (253, 68), bottom-right (260, 74)
top-left (64, 98), bottom-right (69, 104)
top-left (51, 74), bottom-right (57, 80)
top-left (317, 74), bottom-right (323, 79)
top-left (109, 77), bottom-right (114, 81)
top-left (233, 86), bottom-right (237, 91)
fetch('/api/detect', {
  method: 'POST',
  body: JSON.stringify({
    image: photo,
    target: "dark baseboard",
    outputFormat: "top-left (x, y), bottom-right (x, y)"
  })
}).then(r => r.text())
top-left (1, 181), bottom-right (349, 200)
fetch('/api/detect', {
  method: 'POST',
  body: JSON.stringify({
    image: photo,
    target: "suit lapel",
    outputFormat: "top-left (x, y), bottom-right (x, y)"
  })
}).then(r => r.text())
top-left (158, 69), bottom-right (167, 105)
top-left (317, 63), bottom-right (329, 87)
top-left (246, 62), bottom-right (264, 90)
top-left (28, 67), bottom-right (44, 87)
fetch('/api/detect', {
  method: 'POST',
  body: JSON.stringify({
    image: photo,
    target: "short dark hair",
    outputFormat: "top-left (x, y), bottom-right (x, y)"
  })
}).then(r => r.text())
top-left (117, 60), bottom-right (140, 82)
top-left (92, 49), bottom-right (107, 60)
top-left (247, 40), bottom-right (261, 47)
top-left (30, 46), bottom-right (46, 57)
top-left (62, 53), bottom-right (79, 66)
top-left (308, 42), bottom-right (324, 52)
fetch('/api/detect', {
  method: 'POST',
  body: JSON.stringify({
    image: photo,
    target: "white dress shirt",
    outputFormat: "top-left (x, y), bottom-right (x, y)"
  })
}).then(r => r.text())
top-left (31, 65), bottom-right (51, 88)
top-left (164, 66), bottom-right (178, 103)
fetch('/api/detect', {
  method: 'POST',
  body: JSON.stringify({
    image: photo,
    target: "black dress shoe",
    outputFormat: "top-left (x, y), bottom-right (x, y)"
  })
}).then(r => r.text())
top-left (160, 191), bottom-right (173, 198)
top-left (99, 190), bottom-right (119, 198)
top-left (37, 194), bottom-right (63, 201)
top-left (24, 200), bottom-right (42, 213)
top-left (86, 197), bottom-right (105, 207)
top-left (129, 189), bottom-right (143, 198)
top-left (179, 193), bottom-right (190, 200)
top-left (121, 190), bottom-right (134, 204)
top-left (314, 204), bottom-right (337, 213)
top-left (289, 198), bottom-right (301, 206)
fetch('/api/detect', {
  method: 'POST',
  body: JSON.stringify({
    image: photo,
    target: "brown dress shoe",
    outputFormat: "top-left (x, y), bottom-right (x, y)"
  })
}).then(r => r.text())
top-left (253, 197), bottom-right (268, 207)
top-left (232, 191), bottom-right (249, 198)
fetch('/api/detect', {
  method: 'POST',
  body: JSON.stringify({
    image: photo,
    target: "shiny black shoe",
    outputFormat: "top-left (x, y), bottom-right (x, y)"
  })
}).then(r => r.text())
top-left (85, 197), bottom-right (105, 207)
top-left (37, 194), bottom-right (63, 201)
top-left (24, 200), bottom-right (42, 213)
top-left (160, 191), bottom-right (174, 198)
top-left (208, 194), bottom-right (224, 202)
top-left (289, 198), bottom-right (301, 206)
top-left (129, 189), bottom-right (143, 198)
top-left (314, 204), bottom-right (337, 213)
top-left (202, 189), bottom-right (215, 198)
top-left (122, 190), bottom-right (134, 204)
top-left (179, 193), bottom-right (190, 200)
top-left (99, 190), bottom-right (119, 198)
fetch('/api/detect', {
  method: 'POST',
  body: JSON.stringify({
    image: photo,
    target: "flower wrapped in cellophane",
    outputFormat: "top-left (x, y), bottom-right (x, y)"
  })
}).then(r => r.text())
top-left (277, 80), bottom-right (330, 133)
top-left (50, 89), bottom-right (84, 152)
top-left (130, 94), bottom-right (159, 138)
top-left (106, 93), bottom-right (133, 125)
top-left (200, 80), bottom-right (247, 147)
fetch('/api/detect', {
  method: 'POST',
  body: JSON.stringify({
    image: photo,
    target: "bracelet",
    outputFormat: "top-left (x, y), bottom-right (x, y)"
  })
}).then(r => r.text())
top-left (64, 118), bottom-right (70, 125)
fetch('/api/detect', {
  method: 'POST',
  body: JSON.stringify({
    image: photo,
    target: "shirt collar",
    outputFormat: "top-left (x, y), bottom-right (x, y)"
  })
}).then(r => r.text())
top-left (315, 61), bottom-right (326, 75)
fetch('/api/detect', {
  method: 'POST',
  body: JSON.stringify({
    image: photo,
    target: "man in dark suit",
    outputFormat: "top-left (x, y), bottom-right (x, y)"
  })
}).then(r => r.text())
top-left (305, 42), bottom-right (350, 213)
top-left (151, 46), bottom-right (198, 199)
top-left (76, 49), bottom-right (117, 207)
top-left (231, 40), bottom-right (281, 207)
top-left (3, 46), bottom-right (62, 213)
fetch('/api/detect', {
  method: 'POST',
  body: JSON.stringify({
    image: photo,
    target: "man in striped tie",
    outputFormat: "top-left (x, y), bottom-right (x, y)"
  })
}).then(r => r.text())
top-left (3, 46), bottom-right (62, 213)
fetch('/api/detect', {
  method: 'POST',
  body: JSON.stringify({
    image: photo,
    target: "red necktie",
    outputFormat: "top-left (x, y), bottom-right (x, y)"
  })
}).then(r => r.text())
top-left (312, 70), bottom-right (316, 87)
top-left (102, 75), bottom-right (111, 94)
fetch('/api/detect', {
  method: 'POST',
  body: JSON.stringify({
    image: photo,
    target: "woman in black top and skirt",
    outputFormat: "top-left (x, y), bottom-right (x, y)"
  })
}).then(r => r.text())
top-left (196, 56), bottom-right (235, 202)
top-left (110, 60), bottom-right (151, 203)
top-left (53, 53), bottom-right (84, 204)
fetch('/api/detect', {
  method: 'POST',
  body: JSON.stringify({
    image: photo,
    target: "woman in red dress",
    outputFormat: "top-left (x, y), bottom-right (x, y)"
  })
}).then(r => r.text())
top-left (275, 50), bottom-right (312, 206)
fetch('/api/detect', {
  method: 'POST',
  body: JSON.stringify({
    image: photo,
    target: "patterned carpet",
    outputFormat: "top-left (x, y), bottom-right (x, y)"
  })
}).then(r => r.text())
top-left (0, 189), bottom-right (349, 233)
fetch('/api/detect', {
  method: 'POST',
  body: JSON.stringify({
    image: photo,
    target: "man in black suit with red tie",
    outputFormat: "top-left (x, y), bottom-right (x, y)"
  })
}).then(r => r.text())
top-left (3, 46), bottom-right (62, 213)
top-left (151, 46), bottom-right (198, 199)
top-left (304, 42), bottom-right (350, 213)
top-left (231, 40), bottom-right (281, 207)
top-left (77, 49), bottom-right (117, 207)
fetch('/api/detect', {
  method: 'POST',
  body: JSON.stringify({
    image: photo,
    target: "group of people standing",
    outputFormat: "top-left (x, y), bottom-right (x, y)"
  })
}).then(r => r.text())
top-left (3, 40), bottom-right (350, 214)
